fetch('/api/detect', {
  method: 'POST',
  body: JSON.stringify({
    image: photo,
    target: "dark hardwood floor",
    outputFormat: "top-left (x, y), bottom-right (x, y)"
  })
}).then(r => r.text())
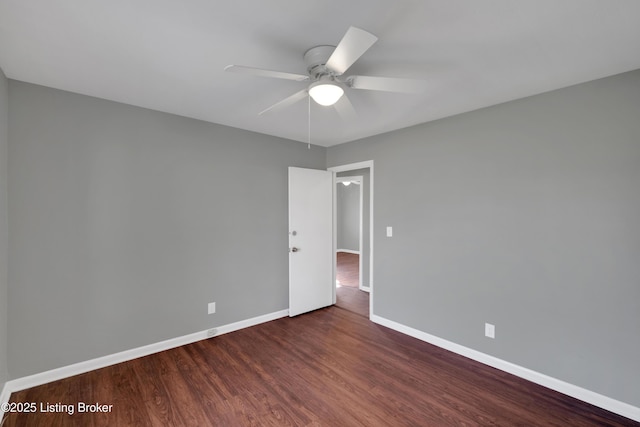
top-left (3, 307), bottom-right (637, 426)
top-left (336, 251), bottom-right (370, 318)
top-left (335, 286), bottom-right (369, 318)
top-left (336, 252), bottom-right (359, 288)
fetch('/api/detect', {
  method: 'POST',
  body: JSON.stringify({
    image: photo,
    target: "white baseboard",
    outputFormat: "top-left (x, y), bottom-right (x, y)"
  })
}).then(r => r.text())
top-left (371, 315), bottom-right (640, 423)
top-left (336, 249), bottom-right (360, 254)
top-left (359, 286), bottom-right (371, 292)
top-left (3, 309), bottom-right (289, 396)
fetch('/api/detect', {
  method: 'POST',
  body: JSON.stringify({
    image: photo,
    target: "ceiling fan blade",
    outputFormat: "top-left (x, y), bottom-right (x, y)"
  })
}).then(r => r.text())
top-left (334, 94), bottom-right (357, 122)
top-left (347, 75), bottom-right (426, 93)
top-left (224, 65), bottom-right (309, 82)
top-left (326, 27), bottom-right (378, 76)
top-left (259, 89), bottom-right (308, 115)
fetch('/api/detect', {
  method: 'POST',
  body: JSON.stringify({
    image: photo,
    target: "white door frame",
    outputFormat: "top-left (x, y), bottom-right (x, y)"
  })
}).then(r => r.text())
top-left (327, 160), bottom-right (374, 319)
top-left (335, 176), bottom-right (364, 290)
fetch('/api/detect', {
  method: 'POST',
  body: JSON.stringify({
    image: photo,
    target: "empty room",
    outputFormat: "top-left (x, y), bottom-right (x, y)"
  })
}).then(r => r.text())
top-left (1, 1), bottom-right (639, 425)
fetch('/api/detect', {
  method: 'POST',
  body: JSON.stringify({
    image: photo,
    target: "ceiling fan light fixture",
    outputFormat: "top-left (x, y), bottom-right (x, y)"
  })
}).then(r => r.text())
top-left (308, 81), bottom-right (344, 106)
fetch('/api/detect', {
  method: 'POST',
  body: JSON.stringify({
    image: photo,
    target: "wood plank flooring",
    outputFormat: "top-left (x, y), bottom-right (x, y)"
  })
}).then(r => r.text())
top-left (336, 252), bottom-right (359, 288)
top-left (336, 251), bottom-right (370, 318)
top-left (335, 286), bottom-right (369, 318)
top-left (3, 307), bottom-right (637, 426)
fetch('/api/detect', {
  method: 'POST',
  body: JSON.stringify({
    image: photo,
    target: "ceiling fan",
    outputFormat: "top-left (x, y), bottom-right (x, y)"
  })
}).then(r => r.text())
top-left (225, 26), bottom-right (425, 117)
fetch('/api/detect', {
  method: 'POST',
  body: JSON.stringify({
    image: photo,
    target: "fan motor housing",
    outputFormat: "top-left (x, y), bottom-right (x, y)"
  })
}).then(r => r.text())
top-left (304, 45), bottom-right (335, 78)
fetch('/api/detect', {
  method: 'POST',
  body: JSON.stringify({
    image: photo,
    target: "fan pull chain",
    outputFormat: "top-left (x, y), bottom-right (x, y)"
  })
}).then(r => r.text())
top-left (307, 94), bottom-right (311, 150)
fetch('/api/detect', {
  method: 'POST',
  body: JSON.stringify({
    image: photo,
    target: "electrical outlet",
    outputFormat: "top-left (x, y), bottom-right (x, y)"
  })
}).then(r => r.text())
top-left (208, 302), bottom-right (216, 314)
top-left (485, 323), bottom-right (495, 339)
top-left (206, 328), bottom-right (217, 338)
top-left (386, 226), bottom-right (393, 237)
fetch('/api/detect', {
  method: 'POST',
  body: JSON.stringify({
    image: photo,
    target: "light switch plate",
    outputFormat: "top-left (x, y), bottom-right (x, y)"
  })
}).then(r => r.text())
top-left (386, 226), bottom-right (393, 237)
top-left (485, 323), bottom-right (495, 339)
top-left (208, 302), bottom-right (216, 314)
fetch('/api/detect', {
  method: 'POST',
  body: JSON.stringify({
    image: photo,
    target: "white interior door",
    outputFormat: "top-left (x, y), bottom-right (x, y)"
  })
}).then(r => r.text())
top-left (288, 167), bottom-right (333, 317)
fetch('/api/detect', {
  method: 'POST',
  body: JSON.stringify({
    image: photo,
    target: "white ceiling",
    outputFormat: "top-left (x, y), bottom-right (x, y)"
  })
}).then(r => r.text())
top-left (1, 1), bottom-right (639, 147)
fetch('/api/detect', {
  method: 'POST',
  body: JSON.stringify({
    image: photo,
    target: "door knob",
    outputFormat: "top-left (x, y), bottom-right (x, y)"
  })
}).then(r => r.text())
top-left (290, 247), bottom-right (299, 252)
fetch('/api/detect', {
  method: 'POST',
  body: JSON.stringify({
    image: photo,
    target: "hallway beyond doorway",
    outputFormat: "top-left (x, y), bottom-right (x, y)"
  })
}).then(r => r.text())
top-left (336, 252), bottom-right (369, 317)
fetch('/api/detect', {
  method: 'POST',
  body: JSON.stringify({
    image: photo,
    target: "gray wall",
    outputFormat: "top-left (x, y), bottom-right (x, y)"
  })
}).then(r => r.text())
top-left (327, 70), bottom-right (640, 407)
top-left (7, 81), bottom-right (325, 378)
top-left (338, 169), bottom-right (371, 288)
top-left (337, 182), bottom-right (359, 252)
top-left (0, 68), bottom-right (8, 389)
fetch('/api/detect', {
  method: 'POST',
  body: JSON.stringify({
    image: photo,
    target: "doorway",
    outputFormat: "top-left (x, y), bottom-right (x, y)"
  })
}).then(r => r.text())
top-left (328, 161), bottom-right (374, 319)
top-left (336, 175), bottom-right (362, 288)
top-left (335, 176), bottom-right (367, 317)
